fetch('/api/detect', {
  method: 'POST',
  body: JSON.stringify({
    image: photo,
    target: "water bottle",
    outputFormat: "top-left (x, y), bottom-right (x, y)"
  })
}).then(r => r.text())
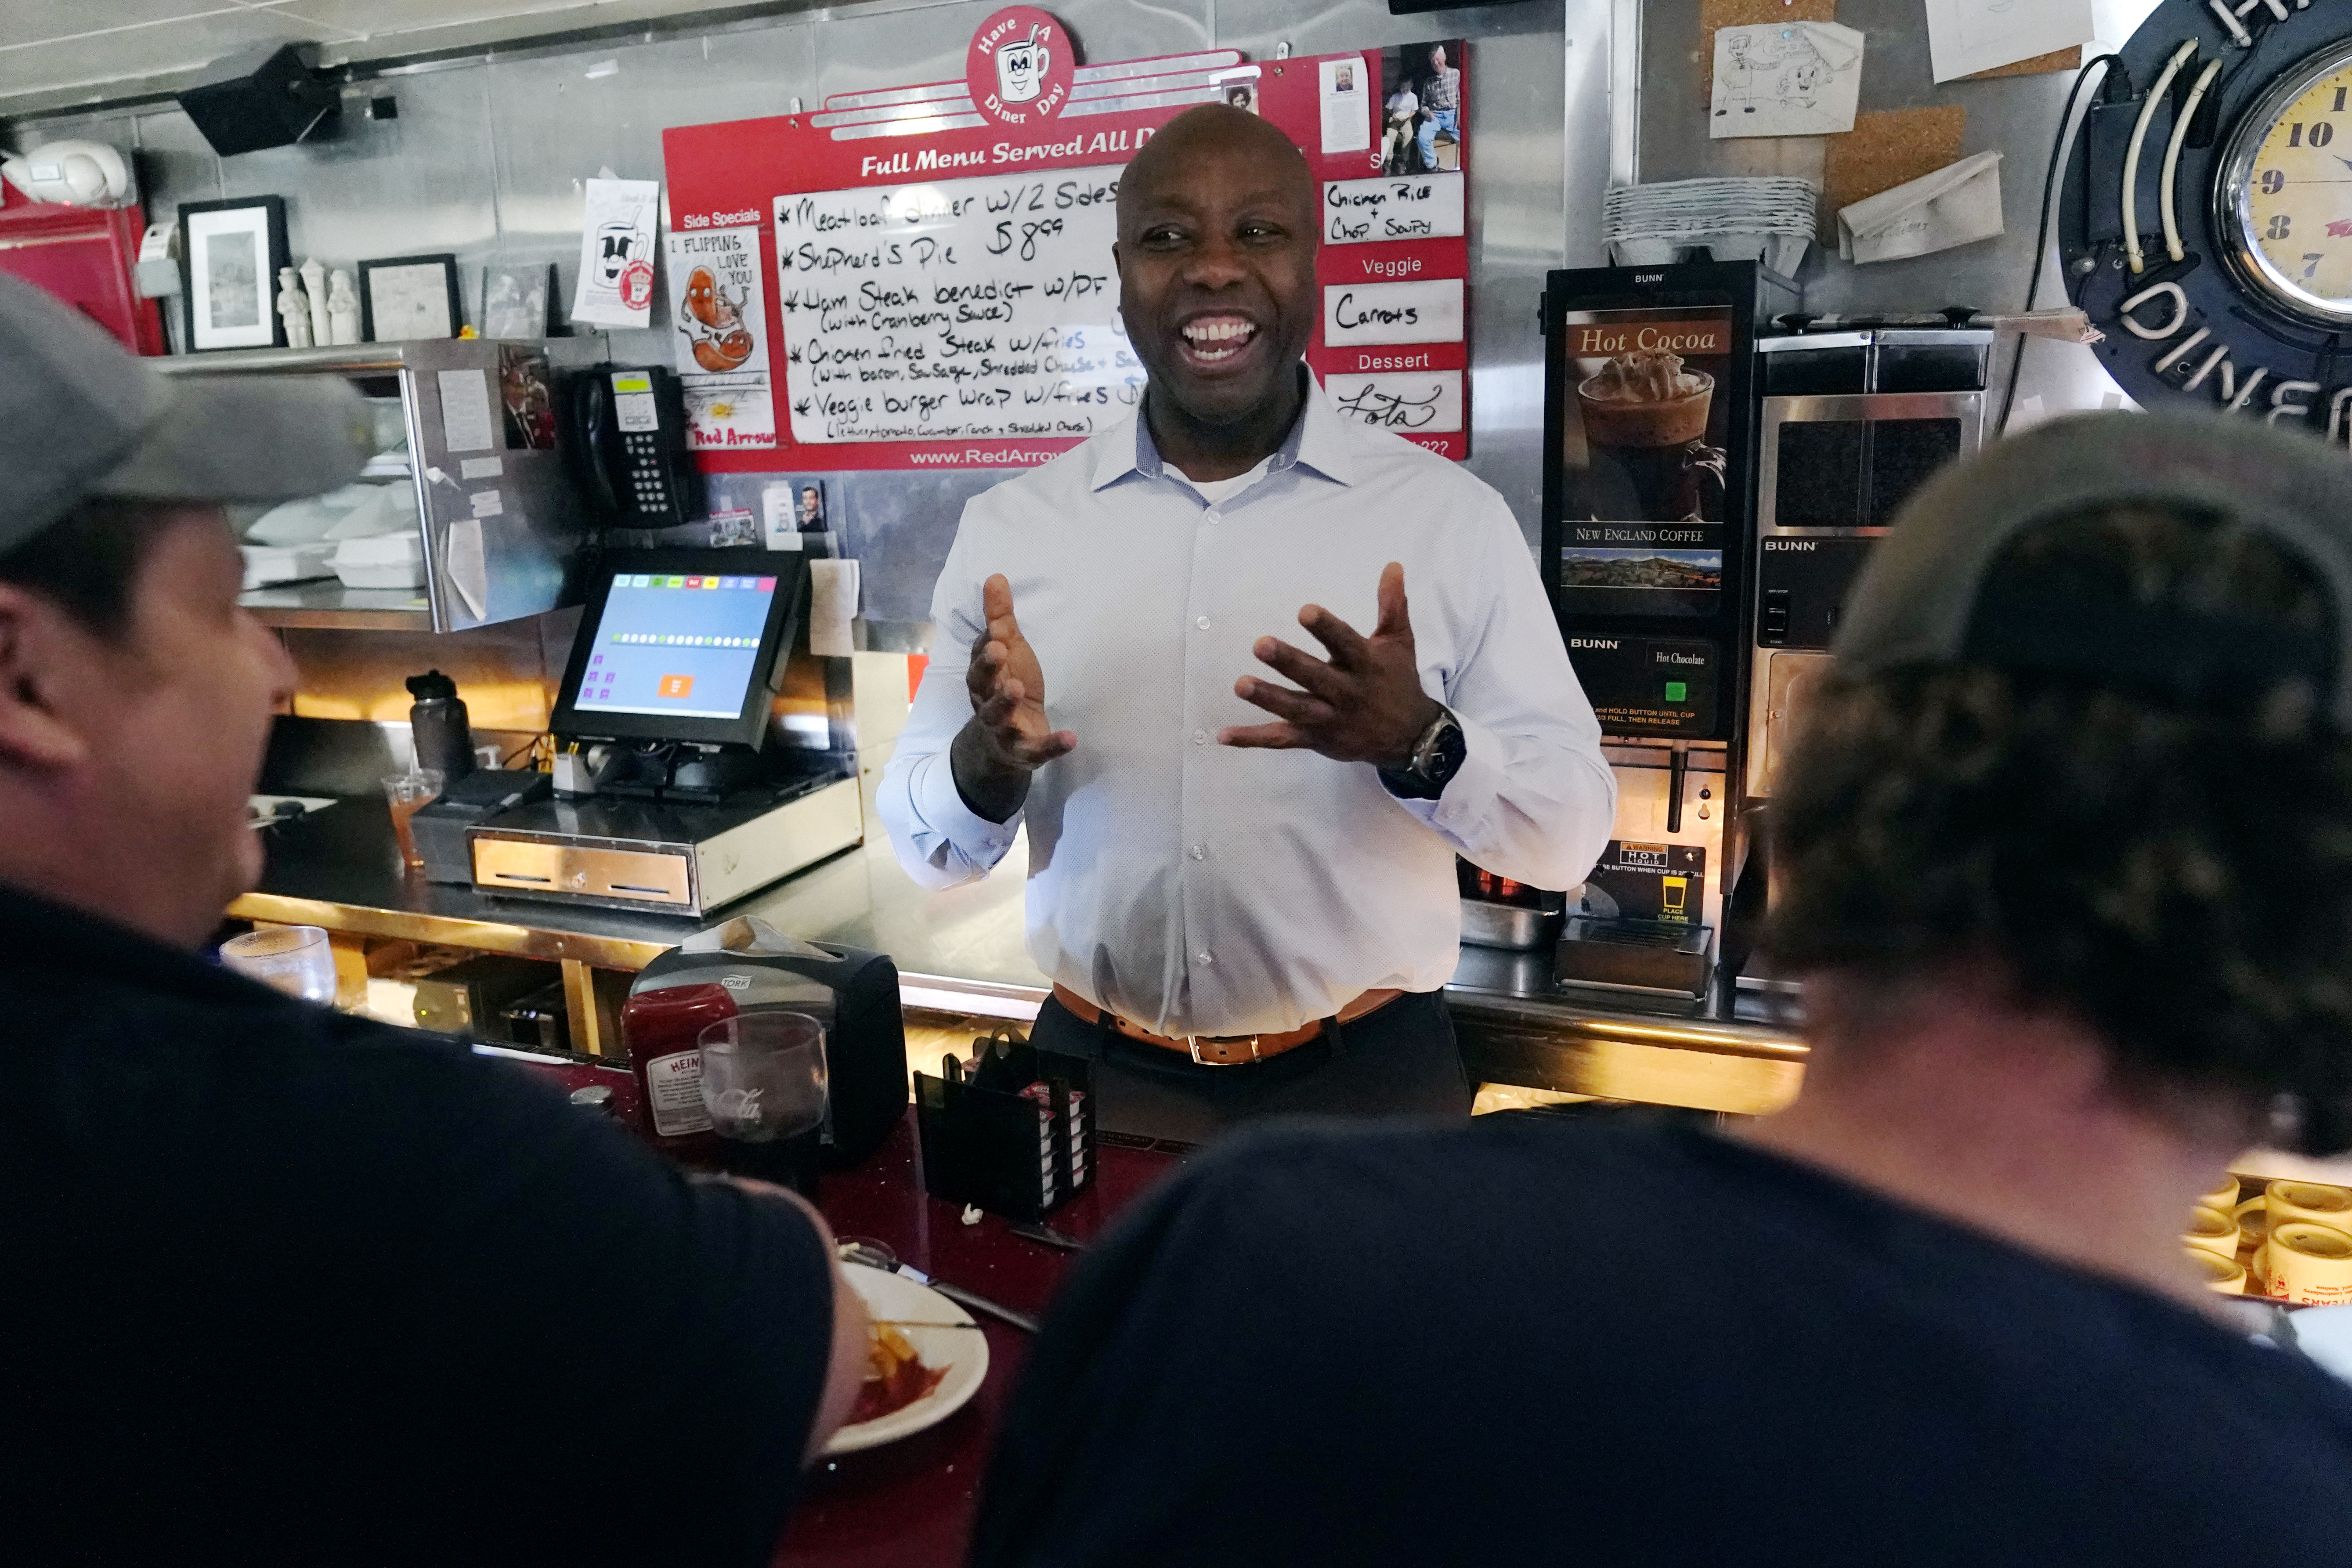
top-left (405, 669), bottom-right (477, 783)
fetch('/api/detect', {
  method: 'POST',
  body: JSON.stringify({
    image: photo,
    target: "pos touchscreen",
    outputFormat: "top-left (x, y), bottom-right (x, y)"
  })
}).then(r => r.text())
top-left (550, 549), bottom-right (809, 749)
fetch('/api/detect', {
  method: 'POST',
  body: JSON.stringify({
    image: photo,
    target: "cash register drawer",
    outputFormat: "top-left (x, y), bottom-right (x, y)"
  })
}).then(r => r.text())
top-left (472, 839), bottom-right (694, 906)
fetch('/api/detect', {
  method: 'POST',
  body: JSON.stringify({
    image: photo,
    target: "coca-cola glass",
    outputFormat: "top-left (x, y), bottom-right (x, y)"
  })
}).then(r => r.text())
top-left (698, 1011), bottom-right (828, 1198)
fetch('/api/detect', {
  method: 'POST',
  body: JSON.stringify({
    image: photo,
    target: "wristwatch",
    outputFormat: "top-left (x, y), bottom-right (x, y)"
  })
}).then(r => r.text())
top-left (1379, 706), bottom-right (1467, 801)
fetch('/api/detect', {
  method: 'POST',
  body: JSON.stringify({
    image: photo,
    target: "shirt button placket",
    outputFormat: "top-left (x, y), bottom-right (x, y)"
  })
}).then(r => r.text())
top-left (1180, 493), bottom-right (1229, 1019)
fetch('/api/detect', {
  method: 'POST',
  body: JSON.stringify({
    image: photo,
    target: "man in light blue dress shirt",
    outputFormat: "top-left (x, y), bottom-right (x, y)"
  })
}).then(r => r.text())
top-left (878, 105), bottom-right (1614, 1140)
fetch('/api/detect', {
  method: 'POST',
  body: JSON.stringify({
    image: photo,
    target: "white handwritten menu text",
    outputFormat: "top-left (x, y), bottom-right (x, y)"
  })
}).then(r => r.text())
top-left (773, 165), bottom-right (1140, 443)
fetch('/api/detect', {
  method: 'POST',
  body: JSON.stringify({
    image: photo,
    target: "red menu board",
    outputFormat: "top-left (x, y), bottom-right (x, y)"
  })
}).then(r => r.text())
top-left (660, 10), bottom-right (1470, 470)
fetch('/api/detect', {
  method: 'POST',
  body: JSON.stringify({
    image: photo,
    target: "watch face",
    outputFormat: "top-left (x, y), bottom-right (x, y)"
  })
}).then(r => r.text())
top-left (2221, 42), bottom-right (2352, 326)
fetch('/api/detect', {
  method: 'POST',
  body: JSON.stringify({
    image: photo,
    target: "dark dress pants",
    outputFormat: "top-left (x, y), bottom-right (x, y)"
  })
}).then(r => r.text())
top-left (1030, 989), bottom-right (1472, 1145)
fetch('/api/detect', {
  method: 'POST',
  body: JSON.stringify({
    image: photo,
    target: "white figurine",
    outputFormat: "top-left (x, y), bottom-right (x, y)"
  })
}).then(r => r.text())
top-left (276, 267), bottom-right (313, 347)
top-left (299, 257), bottom-right (330, 348)
top-left (326, 269), bottom-right (361, 345)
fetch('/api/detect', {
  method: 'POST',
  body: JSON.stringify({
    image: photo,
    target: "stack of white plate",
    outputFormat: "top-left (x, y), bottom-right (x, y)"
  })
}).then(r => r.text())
top-left (1602, 178), bottom-right (1817, 272)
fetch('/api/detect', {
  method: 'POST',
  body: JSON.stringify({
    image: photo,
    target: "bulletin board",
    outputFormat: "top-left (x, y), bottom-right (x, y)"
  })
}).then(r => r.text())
top-left (660, 7), bottom-right (1473, 471)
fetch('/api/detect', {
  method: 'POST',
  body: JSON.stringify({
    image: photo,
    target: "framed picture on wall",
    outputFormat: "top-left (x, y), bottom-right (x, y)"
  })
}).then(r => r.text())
top-left (177, 196), bottom-right (289, 352)
top-left (481, 261), bottom-right (555, 338)
top-left (358, 252), bottom-right (461, 342)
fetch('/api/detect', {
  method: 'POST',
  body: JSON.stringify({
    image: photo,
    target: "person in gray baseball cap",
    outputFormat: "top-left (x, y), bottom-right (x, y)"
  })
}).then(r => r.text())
top-left (0, 271), bottom-right (368, 939)
top-left (0, 273), bottom-right (868, 1565)
top-left (966, 408), bottom-right (2352, 1568)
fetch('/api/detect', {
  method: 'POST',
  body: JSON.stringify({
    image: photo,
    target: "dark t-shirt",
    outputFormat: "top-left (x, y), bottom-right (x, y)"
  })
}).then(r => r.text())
top-left (0, 887), bottom-right (833, 1567)
top-left (973, 1113), bottom-right (2352, 1567)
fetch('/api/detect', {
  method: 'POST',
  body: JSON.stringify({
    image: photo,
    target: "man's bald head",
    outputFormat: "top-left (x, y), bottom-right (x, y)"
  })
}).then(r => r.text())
top-left (1117, 104), bottom-right (1315, 240)
top-left (1112, 102), bottom-right (1319, 455)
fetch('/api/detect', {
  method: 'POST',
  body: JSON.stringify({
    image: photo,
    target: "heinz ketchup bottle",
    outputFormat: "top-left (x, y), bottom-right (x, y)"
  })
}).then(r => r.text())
top-left (617, 981), bottom-right (734, 1164)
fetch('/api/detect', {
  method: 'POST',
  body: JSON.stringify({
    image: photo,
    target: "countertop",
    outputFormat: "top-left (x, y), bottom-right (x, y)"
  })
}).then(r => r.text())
top-left (780, 1110), bottom-right (1178, 1568)
top-left (236, 795), bottom-right (1806, 1112)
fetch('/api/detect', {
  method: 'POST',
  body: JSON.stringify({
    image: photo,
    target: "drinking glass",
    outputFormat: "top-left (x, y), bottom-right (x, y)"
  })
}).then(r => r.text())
top-left (698, 1011), bottom-right (829, 1198)
top-left (381, 768), bottom-right (445, 868)
top-left (220, 925), bottom-right (339, 1005)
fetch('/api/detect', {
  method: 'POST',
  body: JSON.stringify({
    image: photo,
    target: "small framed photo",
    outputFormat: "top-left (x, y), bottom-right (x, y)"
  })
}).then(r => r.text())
top-left (177, 196), bottom-right (290, 352)
top-left (481, 261), bottom-right (555, 339)
top-left (358, 253), bottom-right (461, 342)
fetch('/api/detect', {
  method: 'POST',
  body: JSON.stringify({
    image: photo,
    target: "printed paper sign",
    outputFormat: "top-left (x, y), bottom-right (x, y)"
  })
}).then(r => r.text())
top-left (773, 166), bottom-right (1140, 444)
top-left (572, 177), bottom-right (661, 328)
top-left (681, 373), bottom-right (777, 448)
top-left (1319, 56), bottom-right (1370, 154)
top-left (668, 224), bottom-right (771, 376)
top-left (1325, 369), bottom-right (1463, 434)
top-left (1322, 173), bottom-right (1465, 245)
top-left (1322, 278), bottom-right (1464, 347)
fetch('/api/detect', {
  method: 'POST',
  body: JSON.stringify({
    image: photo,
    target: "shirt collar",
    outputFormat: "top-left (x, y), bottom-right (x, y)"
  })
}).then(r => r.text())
top-left (1089, 369), bottom-right (1358, 493)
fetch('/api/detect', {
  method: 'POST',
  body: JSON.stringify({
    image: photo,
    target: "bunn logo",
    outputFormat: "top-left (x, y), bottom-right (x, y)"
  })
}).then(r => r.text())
top-left (1633, 273), bottom-right (1664, 283)
top-left (1569, 638), bottom-right (1621, 650)
top-left (1763, 540), bottom-right (1817, 551)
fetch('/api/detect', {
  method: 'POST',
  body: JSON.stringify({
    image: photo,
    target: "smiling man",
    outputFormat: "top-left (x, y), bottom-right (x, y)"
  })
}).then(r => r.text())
top-left (879, 105), bottom-right (1613, 1140)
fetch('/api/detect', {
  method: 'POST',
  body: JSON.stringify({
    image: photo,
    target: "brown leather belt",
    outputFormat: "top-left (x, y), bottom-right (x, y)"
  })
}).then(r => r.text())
top-left (1050, 983), bottom-right (1404, 1067)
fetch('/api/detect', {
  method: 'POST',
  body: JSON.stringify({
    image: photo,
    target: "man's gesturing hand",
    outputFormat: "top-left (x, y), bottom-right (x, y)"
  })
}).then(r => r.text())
top-left (1220, 561), bottom-right (1441, 769)
top-left (950, 573), bottom-right (1075, 823)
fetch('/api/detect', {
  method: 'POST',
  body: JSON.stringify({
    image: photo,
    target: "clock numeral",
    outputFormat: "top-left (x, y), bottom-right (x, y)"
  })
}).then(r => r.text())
top-left (2292, 123), bottom-right (2304, 148)
top-left (2335, 87), bottom-right (2348, 113)
top-left (2263, 168), bottom-right (2287, 195)
top-left (2316, 121), bottom-right (2337, 148)
top-left (2270, 213), bottom-right (2295, 240)
top-left (2305, 253), bottom-right (2325, 279)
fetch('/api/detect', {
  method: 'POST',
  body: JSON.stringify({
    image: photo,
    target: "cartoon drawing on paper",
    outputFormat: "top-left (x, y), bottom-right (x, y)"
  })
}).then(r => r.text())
top-left (1710, 22), bottom-right (1865, 139)
top-left (1922, 0), bottom-right (2092, 83)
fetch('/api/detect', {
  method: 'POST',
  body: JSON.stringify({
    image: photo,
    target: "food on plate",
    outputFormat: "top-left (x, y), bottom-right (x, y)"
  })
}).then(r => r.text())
top-left (849, 1322), bottom-right (948, 1425)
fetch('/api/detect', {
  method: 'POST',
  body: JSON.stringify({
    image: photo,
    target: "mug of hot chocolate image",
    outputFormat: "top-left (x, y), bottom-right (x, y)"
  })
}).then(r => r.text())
top-left (1576, 349), bottom-right (1725, 521)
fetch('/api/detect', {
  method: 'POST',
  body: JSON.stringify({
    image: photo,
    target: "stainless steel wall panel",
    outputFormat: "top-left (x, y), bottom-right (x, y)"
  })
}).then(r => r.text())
top-left (219, 70), bottom-right (502, 293)
top-left (806, 0), bottom-right (1210, 108)
top-left (1630, 0), bottom-right (2168, 422)
top-left (1216, 0), bottom-right (1568, 556)
top-left (7, 0), bottom-right (1600, 645)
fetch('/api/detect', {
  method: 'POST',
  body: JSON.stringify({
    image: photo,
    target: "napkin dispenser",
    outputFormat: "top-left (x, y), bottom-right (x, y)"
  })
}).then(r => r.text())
top-left (621, 917), bottom-right (907, 1167)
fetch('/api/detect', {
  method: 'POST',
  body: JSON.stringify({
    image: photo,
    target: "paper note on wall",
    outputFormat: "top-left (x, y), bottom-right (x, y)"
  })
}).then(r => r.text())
top-left (1325, 370), bottom-right (1464, 434)
top-left (1322, 278), bottom-right (1465, 347)
top-left (668, 222), bottom-right (776, 450)
top-left (572, 177), bottom-right (660, 327)
top-left (437, 369), bottom-right (497, 454)
top-left (1319, 56), bottom-right (1371, 154)
top-left (773, 168), bottom-right (1139, 444)
top-left (1321, 173), bottom-right (1465, 245)
top-left (809, 558), bottom-right (859, 657)
top-left (1923, 0), bottom-right (2093, 84)
top-left (1710, 22), bottom-right (1864, 139)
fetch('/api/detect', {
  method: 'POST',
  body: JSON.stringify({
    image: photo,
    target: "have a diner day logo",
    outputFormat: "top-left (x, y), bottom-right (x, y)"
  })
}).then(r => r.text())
top-left (967, 6), bottom-right (1076, 128)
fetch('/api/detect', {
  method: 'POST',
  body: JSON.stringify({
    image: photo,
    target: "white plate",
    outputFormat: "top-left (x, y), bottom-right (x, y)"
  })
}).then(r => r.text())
top-left (823, 1261), bottom-right (991, 1456)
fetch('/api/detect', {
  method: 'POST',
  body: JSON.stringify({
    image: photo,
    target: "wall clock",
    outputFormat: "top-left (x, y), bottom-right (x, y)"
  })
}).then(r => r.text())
top-left (2065, 1), bottom-right (2352, 436)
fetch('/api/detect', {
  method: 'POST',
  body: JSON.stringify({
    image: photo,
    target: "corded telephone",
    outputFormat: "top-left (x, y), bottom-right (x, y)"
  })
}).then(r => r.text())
top-left (565, 364), bottom-right (702, 527)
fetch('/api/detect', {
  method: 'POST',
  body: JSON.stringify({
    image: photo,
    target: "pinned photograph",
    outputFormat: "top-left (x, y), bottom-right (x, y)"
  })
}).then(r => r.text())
top-left (1210, 66), bottom-right (1262, 116)
top-left (1377, 40), bottom-right (1467, 175)
top-left (1319, 55), bottom-right (1371, 155)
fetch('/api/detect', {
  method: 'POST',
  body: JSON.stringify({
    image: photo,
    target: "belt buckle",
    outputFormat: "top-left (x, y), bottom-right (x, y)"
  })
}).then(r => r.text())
top-left (1185, 1033), bottom-right (1260, 1067)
